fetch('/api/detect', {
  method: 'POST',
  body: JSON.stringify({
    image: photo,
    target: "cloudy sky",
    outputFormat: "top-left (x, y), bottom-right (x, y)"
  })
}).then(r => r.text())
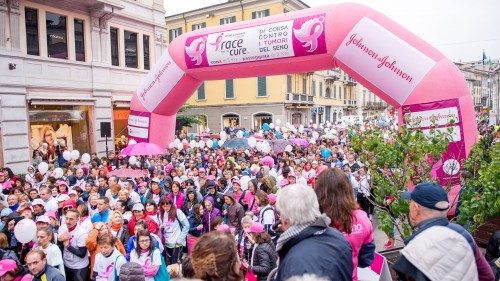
top-left (162, 0), bottom-right (498, 63)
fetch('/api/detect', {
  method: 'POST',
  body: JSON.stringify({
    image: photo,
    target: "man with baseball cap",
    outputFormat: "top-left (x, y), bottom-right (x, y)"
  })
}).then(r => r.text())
top-left (392, 182), bottom-right (493, 281)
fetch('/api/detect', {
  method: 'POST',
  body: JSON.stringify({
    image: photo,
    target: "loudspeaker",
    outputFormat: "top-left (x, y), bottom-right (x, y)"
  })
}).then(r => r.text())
top-left (100, 122), bottom-right (111, 138)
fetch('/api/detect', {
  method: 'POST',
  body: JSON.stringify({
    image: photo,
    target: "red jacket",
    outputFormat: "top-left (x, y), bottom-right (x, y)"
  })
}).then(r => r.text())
top-left (127, 214), bottom-right (159, 236)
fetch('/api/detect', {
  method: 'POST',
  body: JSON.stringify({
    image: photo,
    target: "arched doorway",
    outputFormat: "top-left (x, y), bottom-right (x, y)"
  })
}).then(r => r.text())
top-left (198, 114), bottom-right (207, 134)
top-left (222, 113), bottom-right (240, 130)
top-left (253, 112), bottom-right (273, 130)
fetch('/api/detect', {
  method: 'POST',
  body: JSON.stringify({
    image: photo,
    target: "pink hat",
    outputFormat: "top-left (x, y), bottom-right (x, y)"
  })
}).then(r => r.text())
top-left (68, 190), bottom-right (78, 196)
top-left (0, 259), bottom-right (17, 276)
top-left (287, 172), bottom-right (296, 178)
top-left (207, 175), bottom-right (216, 181)
top-left (58, 181), bottom-right (68, 186)
top-left (199, 168), bottom-right (206, 173)
top-left (244, 222), bottom-right (265, 234)
top-left (0, 172), bottom-right (4, 176)
top-left (36, 216), bottom-right (51, 224)
top-left (232, 180), bottom-right (241, 186)
top-left (316, 165), bottom-right (329, 176)
top-left (280, 179), bottom-right (289, 187)
top-left (45, 211), bottom-right (57, 219)
top-left (262, 156), bottom-right (274, 167)
top-left (268, 194), bottom-right (277, 204)
top-left (231, 176), bottom-right (239, 182)
top-left (216, 224), bottom-right (235, 234)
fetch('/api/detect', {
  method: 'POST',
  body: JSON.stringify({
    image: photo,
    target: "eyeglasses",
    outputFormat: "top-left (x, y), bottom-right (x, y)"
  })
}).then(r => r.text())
top-left (63, 206), bottom-right (73, 211)
top-left (138, 239), bottom-right (150, 244)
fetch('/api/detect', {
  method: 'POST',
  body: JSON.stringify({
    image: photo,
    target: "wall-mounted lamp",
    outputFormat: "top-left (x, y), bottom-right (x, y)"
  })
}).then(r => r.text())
top-left (8, 63), bottom-right (16, 70)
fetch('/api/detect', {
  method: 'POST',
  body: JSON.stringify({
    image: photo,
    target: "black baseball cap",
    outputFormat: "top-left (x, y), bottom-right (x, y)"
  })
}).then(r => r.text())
top-left (402, 182), bottom-right (449, 211)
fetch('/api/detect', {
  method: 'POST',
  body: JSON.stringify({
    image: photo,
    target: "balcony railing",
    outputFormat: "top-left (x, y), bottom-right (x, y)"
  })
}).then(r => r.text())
top-left (364, 101), bottom-right (388, 109)
top-left (343, 100), bottom-right (358, 107)
top-left (285, 93), bottom-right (314, 105)
top-left (343, 76), bottom-right (358, 86)
top-left (325, 70), bottom-right (341, 81)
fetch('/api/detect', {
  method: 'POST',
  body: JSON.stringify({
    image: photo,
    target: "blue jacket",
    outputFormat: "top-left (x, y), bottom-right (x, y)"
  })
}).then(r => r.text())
top-left (188, 210), bottom-right (204, 237)
top-left (275, 215), bottom-right (353, 281)
top-left (91, 209), bottom-right (110, 223)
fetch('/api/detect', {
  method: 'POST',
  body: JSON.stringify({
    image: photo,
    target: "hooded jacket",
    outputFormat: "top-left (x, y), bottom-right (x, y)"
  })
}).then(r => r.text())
top-left (223, 192), bottom-right (245, 231)
top-left (188, 209), bottom-right (205, 237)
top-left (202, 196), bottom-right (221, 232)
top-left (251, 240), bottom-right (277, 281)
top-left (182, 187), bottom-right (198, 215)
top-left (262, 176), bottom-right (279, 194)
top-left (118, 262), bottom-right (145, 281)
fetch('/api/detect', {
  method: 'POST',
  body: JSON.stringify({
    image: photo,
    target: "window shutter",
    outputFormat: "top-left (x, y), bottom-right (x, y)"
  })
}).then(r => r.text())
top-left (201, 22), bottom-right (206, 28)
top-left (226, 80), bottom-right (234, 98)
top-left (258, 77), bottom-right (267, 96)
top-left (169, 29), bottom-right (173, 43)
top-left (231, 16), bottom-right (236, 23)
top-left (178, 27), bottom-right (182, 35)
top-left (220, 18), bottom-right (224, 25)
top-left (312, 80), bottom-right (316, 97)
top-left (265, 9), bottom-right (270, 17)
top-left (319, 82), bottom-right (323, 97)
top-left (252, 11), bottom-right (256, 19)
top-left (198, 82), bottom-right (205, 100)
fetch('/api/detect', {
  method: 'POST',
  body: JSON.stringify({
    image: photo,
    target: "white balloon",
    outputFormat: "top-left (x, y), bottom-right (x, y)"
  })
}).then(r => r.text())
top-left (256, 142), bottom-right (263, 151)
top-left (244, 149), bottom-right (250, 156)
top-left (313, 124), bottom-right (318, 129)
top-left (269, 123), bottom-right (275, 129)
top-left (174, 138), bottom-right (181, 145)
top-left (248, 137), bottom-right (257, 148)
top-left (168, 142), bottom-right (174, 149)
top-left (220, 131), bottom-right (228, 141)
top-left (285, 122), bottom-right (290, 127)
top-left (240, 176), bottom-right (251, 191)
top-left (199, 140), bottom-right (206, 148)
top-left (129, 156), bottom-right (137, 165)
top-left (285, 145), bottom-right (293, 152)
top-left (14, 219), bottom-right (36, 243)
top-left (54, 168), bottom-right (64, 178)
top-left (236, 131), bottom-right (243, 138)
top-left (218, 140), bottom-right (225, 147)
top-left (262, 143), bottom-right (271, 154)
top-left (275, 126), bottom-right (280, 132)
top-left (312, 131), bottom-right (319, 139)
top-left (38, 162), bottom-right (48, 174)
top-left (275, 119), bottom-right (281, 126)
top-left (205, 127), bottom-right (210, 133)
top-left (63, 151), bottom-right (72, 161)
top-left (128, 139), bottom-right (137, 145)
top-left (283, 133), bottom-right (289, 139)
top-left (310, 138), bottom-right (316, 144)
top-left (177, 143), bottom-right (184, 150)
top-left (71, 150), bottom-right (80, 160)
top-left (299, 125), bottom-right (304, 133)
top-left (206, 139), bottom-right (213, 148)
top-left (81, 153), bottom-right (91, 164)
top-left (182, 139), bottom-right (188, 144)
top-left (190, 140), bottom-right (197, 148)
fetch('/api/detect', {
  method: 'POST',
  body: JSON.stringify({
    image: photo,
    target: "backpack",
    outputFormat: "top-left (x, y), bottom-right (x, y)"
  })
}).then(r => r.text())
top-left (259, 206), bottom-right (277, 236)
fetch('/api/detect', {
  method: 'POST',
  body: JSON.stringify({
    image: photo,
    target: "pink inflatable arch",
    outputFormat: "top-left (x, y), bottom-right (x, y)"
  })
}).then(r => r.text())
top-left (128, 3), bottom-right (477, 184)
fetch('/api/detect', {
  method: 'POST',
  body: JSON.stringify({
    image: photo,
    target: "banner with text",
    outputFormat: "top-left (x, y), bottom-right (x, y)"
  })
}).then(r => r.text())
top-left (128, 111), bottom-right (151, 143)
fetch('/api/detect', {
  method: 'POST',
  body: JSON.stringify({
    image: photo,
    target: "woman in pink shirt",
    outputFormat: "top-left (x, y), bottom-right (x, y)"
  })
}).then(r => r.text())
top-left (315, 168), bottom-right (375, 281)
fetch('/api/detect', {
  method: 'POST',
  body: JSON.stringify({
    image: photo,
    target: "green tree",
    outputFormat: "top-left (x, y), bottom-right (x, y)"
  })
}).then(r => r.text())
top-left (351, 113), bottom-right (454, 239)
top-left (457, 134), bottom-right (500, 231)
top-left (177, 104), bottom-right (203, 128)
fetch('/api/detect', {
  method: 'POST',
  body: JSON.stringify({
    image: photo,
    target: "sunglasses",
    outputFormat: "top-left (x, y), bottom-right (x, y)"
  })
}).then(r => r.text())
top-left (63, 206), bottom-right (73, 211)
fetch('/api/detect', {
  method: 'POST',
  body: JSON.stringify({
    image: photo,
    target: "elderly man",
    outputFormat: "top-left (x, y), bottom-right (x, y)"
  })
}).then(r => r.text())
top-left (39, 187), bottom-right (58, 212)
top-left (392, 182), bottom-right (494, 281)
top-left (272, 184), bottom-right (353, 281)
top-left (26, 250), bottom-right (65, 281)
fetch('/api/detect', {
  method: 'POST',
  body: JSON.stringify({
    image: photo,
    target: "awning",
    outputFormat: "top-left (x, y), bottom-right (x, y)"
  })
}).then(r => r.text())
top-left (27, 93), bottom-right (96, 106)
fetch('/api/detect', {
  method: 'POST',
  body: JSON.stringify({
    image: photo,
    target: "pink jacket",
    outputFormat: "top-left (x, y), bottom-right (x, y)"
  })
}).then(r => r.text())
top-left (168, 192), bottom-right (185, 210)
top-left (342, 209), bottom-right (373, 281)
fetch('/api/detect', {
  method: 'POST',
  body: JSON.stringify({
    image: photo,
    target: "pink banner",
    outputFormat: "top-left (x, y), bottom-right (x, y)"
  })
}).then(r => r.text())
top-left (127, 110), bottom-right (151, 143)
top-left (403, 99), bottom-right (466, 185)
top-left (184, 14), bottom-right (327, 69)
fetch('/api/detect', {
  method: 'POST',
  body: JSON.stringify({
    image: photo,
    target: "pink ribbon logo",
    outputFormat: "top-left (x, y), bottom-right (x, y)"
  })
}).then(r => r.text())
top-left (96, 262), bottom-right (114, 281)
top-left (210, 33), bottom-right (224, 51)
top-left (185, 36), bottom-right (207, 65)
top-left (293, 17), bottom-right (325, 52)
top-left (142, 257), bottom-right (151, 270)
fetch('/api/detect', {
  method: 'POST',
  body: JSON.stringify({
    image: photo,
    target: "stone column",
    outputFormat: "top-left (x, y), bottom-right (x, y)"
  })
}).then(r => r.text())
top-left (90, 17), bottom-right (101, 62)
top-left (99, 14), bottom-right (113, 64)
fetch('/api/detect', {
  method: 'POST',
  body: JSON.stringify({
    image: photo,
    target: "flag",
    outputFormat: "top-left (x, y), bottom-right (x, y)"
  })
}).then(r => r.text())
top-left (489, 57), bottom-right (493, 71)
top-left (483, 50), bottom-right (487, 63)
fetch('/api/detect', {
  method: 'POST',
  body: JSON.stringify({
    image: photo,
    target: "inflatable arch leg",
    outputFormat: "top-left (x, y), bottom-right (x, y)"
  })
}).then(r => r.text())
top-left (129, 3), bottom-right (477, 184)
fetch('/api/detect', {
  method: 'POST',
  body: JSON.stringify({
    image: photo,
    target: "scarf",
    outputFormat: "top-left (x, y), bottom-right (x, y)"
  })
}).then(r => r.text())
top-left (111, 223), bottom-right (122, 232)
top-left (112, 194), bottom-right (118, 199)
top-left (152, 188), bottom-right (161, 195)
top-left (67, 224), bottom-right (77, 233)
top-left (9, 203), bottom-right (19, 212)
top-left (146, 210), bottom-right (157, 216)
top-left (275, 221), bottom-right (313, 252)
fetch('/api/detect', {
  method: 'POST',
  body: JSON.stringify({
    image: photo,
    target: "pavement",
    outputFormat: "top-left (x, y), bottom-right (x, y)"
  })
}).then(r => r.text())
top-left (371, 212), bottom-right (404, 252)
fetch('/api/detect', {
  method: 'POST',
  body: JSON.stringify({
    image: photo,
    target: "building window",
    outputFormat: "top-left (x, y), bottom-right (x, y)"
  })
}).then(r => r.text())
top-left (339, 86), bottom-right (342, 99)
top-left (169, 27), bottom-right (182, 43)
top-left (252, 9), bottom-right (270, 19)
top-left (143, 35), bottom-right (150, 70)
top-left (333, 85), bottom-right (337, 99)
top-left (220, 16), bottom-right (236, 25)
top-left (292, 113), bottom-right (302, 125)
top-left (319, 82), bottom-right (323, 98)
top-left (287, 75), bottom-right (292, 92)
top-left (110, 27), bottom-right (119, 66)
top-left (222, 113), bottom-right (239, 129)
top-left (197, 82), bottom-right (205, 100)
top-left (124, 31), bottom-right (138, 68)
top-left (257, 77), bottom-right (267, 97)
top-left (312, 80), bottom-right (316, 97)
top-left (46, 12), bottom-right (67, 59)
top-left (302, 78), bottom-right (307, 94)
top-left (74, 19), bottom-right (85, 62)
top-left (284, 9), bottom-right (290, 13)
top-left (326, 87), bottom-right (331, 98)
top-left (25, 8), bottom-right (39, 56)
top-left (225, 79), bottom-right (234, 99)
top-left (192, 22), bottom-right (206, 31)
top-left (325, 106), bottom-right (331, 122)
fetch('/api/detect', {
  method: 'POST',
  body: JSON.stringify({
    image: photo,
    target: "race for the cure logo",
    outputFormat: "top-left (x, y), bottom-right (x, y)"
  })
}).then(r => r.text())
top-left (293, 16), bottom-right (325, 52)
top-left (209, 33), bottom-right (247, 56)
top-left (185, 36), bottom-right (207, 66)
top-left (210, 33), bottom-right (224, 51)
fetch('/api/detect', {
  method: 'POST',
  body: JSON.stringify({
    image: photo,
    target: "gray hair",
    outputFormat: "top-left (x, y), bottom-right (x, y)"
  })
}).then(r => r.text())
top-left (241, 216), bottom-right (253, 225)
top-left (276, 184), bottom-right (320, 225)
top-left (286, 274), bottom-right (330, 281)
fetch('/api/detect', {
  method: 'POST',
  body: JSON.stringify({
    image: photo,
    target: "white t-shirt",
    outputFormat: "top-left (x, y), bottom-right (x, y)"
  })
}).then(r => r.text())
top-left (38, 243), bottom-right (65, 277)
top-left (44, 197), bottom-right (59, 212)
top-left (259, 205), bottom-right (275, 225)
top-left (93, 250), bottom-right (126, 281)
top-left (130, 249), bottom-right (162, 281)
top-left (130, 191), bottom-right (141, 204)
top-left (58, 224), bottom-right (89, 269)
top-left (79, 217), bottom-right (93, 234)
top-left (160, 209), bottom-right (187, 246)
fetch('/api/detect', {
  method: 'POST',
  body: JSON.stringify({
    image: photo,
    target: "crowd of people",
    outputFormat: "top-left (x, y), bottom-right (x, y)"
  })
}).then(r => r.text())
top-left (0, 122), bottom-right (498, 281)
